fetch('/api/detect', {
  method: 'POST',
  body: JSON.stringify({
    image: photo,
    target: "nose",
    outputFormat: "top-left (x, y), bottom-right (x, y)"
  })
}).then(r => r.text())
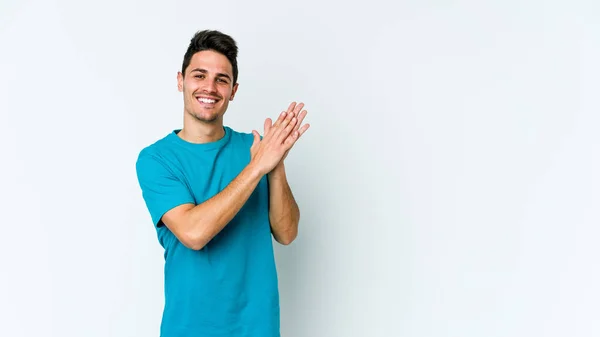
top-left (202, 78), bottom-right (218, 94)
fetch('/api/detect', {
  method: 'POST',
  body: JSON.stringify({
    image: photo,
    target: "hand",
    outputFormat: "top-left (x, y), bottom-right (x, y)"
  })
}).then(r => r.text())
top-left (250, 108), bottom-right (298, 176)
top-left (270, 102), bottom-right (310, 163)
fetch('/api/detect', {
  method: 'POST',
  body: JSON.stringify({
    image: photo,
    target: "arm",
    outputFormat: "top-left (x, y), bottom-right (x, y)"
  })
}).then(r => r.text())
top-left (265, 101), bottom-right (310, 245)
top-left (154, 110), bottom-right (299, 251)
top-left (268, 163), bottom-right (300, 245)
top-left (162, 162), bottom-right (263, 250)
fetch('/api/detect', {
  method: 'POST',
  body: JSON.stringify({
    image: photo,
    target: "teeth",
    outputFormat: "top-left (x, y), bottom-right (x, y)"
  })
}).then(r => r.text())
top-left (198, 98), bottom-right (216, 104)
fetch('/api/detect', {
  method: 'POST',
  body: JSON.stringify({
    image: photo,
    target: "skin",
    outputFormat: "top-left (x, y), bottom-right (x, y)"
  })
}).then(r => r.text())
top-left (176, 50), bottom-right (239, 143)
top-left (163, 49), bottom-right (310, 250)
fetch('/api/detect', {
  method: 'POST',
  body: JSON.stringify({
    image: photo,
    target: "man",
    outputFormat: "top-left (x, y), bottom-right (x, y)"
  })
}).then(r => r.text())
top-left (135, 30), bottom-right (310, 336)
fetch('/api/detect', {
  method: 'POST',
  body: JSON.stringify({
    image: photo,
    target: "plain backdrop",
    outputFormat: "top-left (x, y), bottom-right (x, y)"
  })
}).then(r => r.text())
top-left (1, 0), bottom-right (599, 336)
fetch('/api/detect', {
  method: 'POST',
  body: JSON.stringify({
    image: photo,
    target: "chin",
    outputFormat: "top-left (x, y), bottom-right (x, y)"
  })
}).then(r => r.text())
top-left (190, 111), bottom-right (221, 123)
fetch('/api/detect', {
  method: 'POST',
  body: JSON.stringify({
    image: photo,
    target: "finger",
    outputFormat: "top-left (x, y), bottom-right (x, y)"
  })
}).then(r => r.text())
top-left (293, 110), bottom-right (308, 132)
top-left (297, 110), bottom-right (307, 123)
top-left (251, 130), bottom-right (260, 149)
top-left (293, 102), bottom-right (304, 117)
top-left (277, 115), bottom-right (297, 142)
top-left (284, 130), bottom-right (300, 148)
top-left (275, 102), bottom-right (302, 128)
top-left (264, 118), bottom-right (272, 135)
top-left (286, 102), bottom-right (297, 115)
top-left (283, 121), bottom-right (309, 147)
top-left (275, 109), bottom-right (295, 137)
top-left (272, 111), bottom-right (287, 128)
top-left (290, 123), bottom-right (308, 142)
top-left (297, 123), bottom-right (310, 138)
top-left (273, 111), bottom-right (287, 127)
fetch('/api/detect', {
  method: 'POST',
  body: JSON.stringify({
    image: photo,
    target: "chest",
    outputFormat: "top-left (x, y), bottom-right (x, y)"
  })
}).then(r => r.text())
top-left (173, 146), bottom-right (251, 204)
top-left (167, 145), bottom-right (271, 243)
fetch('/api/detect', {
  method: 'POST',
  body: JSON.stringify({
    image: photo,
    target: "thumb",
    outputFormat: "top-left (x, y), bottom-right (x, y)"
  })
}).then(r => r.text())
top-left (251, 130), bottom-right (260, 149)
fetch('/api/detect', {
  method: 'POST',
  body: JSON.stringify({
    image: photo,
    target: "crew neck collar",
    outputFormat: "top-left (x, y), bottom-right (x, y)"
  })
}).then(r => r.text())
top-left (167, 126), bottom-right (231, 151)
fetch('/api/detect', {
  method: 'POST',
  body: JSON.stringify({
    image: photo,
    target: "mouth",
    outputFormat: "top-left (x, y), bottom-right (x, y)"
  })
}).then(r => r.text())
top-left (196, 96), bottom-right (220, 106)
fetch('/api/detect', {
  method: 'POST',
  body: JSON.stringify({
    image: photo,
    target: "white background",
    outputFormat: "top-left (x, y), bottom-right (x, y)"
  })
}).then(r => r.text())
top-left (1, 0), bottom-right (599, 336)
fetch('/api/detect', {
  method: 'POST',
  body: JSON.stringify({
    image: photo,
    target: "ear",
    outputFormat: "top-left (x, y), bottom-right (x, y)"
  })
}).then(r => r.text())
top-left (230, 82), bottom-right (239, 101)
top-left (177, 72), bottom-right (184, 92)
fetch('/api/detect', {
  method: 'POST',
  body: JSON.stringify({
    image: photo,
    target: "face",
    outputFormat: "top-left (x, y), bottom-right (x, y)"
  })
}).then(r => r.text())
top-left (177, 50), bottom-right (238, 124)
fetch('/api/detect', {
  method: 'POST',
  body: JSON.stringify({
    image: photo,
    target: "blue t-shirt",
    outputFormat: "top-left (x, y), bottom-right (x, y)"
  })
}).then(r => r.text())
top-left (135, 126), bottom-right (280, 337)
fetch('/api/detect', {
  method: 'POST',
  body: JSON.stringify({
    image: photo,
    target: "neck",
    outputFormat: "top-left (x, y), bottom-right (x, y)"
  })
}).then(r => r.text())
top-left (178, 114), bottom-right (225, 144)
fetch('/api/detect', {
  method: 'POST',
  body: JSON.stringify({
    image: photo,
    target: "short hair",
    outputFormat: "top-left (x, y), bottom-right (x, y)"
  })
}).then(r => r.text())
top-left (181, 30), bottom-right (239, 84)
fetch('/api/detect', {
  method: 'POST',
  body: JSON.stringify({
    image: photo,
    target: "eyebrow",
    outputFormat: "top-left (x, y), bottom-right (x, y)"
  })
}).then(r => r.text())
top-left (190, 68), bottom-right (232, 81)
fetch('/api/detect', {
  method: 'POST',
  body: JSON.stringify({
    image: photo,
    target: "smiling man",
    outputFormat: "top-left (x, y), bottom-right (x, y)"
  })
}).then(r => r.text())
top-left (135, 30), bottom-right (310, 337)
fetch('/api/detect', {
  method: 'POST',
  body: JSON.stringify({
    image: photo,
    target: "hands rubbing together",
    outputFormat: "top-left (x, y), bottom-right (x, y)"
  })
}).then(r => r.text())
top-left (250, 102), bottom-right (310, 175)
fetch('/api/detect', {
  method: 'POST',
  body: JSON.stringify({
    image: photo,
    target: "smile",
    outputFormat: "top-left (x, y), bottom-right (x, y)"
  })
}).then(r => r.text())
top-left (196, 97), bottom-right (219, 104)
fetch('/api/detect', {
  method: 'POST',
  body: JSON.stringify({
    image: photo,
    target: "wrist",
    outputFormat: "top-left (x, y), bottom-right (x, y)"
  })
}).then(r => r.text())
top-left (246, 160), bottom-right (266, 180)
top-left (269, 162), bottom-right (286, 178)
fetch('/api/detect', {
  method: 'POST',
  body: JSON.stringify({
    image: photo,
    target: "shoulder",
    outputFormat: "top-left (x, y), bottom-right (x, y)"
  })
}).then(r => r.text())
top-left (136, 132), bottom-right (176, 174)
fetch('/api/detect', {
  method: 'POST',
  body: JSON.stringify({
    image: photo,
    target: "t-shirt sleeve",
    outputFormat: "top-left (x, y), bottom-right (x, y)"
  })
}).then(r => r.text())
top-left (135, 150), bottom-right (195, 227)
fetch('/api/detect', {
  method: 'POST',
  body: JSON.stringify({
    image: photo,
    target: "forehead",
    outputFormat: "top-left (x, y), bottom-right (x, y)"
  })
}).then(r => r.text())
top-left (187, 50), bottom-right (233, 75)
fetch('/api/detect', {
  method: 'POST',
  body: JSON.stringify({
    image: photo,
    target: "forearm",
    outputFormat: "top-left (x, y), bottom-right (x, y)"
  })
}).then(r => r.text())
top-left (184, 162), bottom-right (264, 249)
top-left (268, 164), bottom-right (300, 245)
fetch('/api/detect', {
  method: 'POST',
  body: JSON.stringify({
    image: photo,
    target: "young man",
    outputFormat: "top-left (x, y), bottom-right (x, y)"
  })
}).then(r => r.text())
top-left (135, 30), bottom-right (310, 336)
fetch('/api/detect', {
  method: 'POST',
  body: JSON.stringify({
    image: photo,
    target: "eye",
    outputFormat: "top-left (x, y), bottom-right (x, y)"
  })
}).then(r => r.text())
top-left (217, 78), bottom-right (228, 83)
top-left (194, 75), bottom-right (204, 79)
